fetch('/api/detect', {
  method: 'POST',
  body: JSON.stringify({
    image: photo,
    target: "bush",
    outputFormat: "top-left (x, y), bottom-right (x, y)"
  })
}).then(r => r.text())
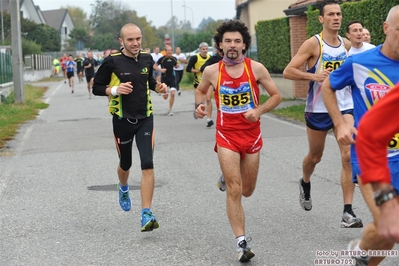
top-left (255, 17), bottom-right (290, 74)
top-left (22, 39), bottom-right (42, 56)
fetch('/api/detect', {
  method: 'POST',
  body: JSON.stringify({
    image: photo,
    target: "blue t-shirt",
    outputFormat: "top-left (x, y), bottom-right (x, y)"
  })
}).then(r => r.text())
top-left (66, 61), bottom-right (75, 73)
top-left (330, 45), bottom-right (399, 163)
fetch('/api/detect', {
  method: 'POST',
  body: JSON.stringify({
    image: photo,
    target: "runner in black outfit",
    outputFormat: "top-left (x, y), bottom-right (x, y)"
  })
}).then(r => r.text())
top-left (83, 51), bottom-right (98, 98)
top-left (154, 45), bottom-right (179, 116)
top-left (92, 23), bottom-right (167, 232)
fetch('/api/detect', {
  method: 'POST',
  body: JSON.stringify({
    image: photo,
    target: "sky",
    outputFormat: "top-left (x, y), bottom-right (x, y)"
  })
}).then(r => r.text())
top-left (32, 0), bottom-right (237, 29)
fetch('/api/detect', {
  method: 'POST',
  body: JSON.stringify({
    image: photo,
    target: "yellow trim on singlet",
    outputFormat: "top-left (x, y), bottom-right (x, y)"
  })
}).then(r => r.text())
top-left (317, 32), bottom-right (348, 74)
top-left (217, 59), bottom-right (258, 111)
top-left (317, 32), bottom-right (324, 74)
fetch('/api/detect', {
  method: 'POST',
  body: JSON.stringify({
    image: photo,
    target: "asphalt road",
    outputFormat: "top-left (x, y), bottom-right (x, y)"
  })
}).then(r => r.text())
top-left (0, 80), bottom-right (397, 266)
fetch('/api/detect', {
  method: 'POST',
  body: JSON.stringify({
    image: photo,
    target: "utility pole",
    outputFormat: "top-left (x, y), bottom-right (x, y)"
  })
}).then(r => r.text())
top-left (1, 0), bottom-right (4, 43)
top-left (10, 0), bottom-right (24, 103)
top-left (183, 0), bottom-right (186, 28)
top-left (171, 0), bottom-right (175, 49)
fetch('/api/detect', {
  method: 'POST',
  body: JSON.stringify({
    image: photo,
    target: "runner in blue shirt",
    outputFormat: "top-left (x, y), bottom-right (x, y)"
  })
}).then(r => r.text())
top-left (65, 54), bottom-right (76, 93)
top-left (321, 5), bottom-right (399, 265)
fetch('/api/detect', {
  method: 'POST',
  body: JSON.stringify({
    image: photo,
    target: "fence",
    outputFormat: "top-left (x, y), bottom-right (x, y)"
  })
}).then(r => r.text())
top-left (24, 54), bottom-right (52, 70)
top-left (0, 47), bottom-right (12, 84)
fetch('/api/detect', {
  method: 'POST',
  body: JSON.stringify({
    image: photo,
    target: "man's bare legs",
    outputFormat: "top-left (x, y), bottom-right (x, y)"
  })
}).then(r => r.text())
top-left (301, 114), bottom-right (361, 226)
top-left (87, 77), bottom-right (94, 98)
top-left (117, 165), bottom-right (129, 186)
top-left (69, 76), bottom-right (74, 93)
top-left (168, 89), bottom-right (176, 113)
top-left (302, 128), bottom-right (328, 183)
top-left (218, 146), bottom-right (259, 237)
top-left (334, 114), bottom-right (354, 207)
top-left (141, 169), bottom-right (155, 209)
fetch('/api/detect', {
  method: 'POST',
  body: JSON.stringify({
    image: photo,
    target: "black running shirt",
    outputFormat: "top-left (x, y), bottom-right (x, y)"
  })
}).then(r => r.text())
top-left (92, 51), bottom-right (158, 119)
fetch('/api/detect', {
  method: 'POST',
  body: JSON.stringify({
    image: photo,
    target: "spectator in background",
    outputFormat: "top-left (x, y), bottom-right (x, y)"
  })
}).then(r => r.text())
top-left (65, 54), bottom-right (76, 93)
top-left (346, 21), bottom-right (375, 56)
top-left (173, 46), bottom-right (187, 96)
top-left (75, 54), bottom-right (84, 83)
top-left (52, 57), bottom-right (60, 76)
top-left (151, 47), bottom-right (163, 82)
top-left (60, 53), bottom-right (69, 84)
top-left (186, 42), bottom-right (211, 124)
top-left (154, 45), bottom-right (179, 116)
top-left (362, 28), bottom-right (372, 43)
top-left (83, 51), bottom-right (98, 99)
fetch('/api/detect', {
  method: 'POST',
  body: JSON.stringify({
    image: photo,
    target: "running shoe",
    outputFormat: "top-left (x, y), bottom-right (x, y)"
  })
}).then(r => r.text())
top-left (347, 239), bottom-right (370, 266)
top-left (237, 239), bottom-right (255, 262)
top-left (178, 91), bottom-right (181, 96)
top-left (206, 119), bottom-right (214, 127)
top-left (341, 210), bottom-right (363, 228)
top-left (217, 174), bottom-right (226, 192)
top-left (299, 177), bottom-right (312, 211)
top-left (141, 211), bottom-right (159, 232)
top-left (118, 184), bottom-right (131, 212)
top-left (167, 110), bottom-right (173, 116)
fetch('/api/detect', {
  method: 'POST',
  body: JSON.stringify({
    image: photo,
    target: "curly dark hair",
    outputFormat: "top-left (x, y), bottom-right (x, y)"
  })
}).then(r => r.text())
top-left (213, 20), bottom-right (251, 55)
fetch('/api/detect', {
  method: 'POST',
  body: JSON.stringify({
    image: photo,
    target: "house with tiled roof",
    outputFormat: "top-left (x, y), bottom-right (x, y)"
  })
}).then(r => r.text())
top-left (1, 0), bottom-right (74, 51)
top-left (236, 0), bottom-right (294, 56)
top-left (1, 0), bottom-right (45, 24)
top-left (41, 9), bottom-right (74, 51)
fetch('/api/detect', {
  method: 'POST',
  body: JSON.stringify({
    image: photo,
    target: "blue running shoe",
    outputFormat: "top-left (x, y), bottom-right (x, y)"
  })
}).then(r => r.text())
top-left (118, 184), bottom-right (131, 212)
top-left (141, 211), bottom-right (159, 232)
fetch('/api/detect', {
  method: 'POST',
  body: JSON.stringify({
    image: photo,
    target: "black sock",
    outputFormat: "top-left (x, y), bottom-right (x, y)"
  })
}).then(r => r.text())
top-left (301, 178), bottom-right (311, 189)
top-left (344, 204), bottom-right (352, 213)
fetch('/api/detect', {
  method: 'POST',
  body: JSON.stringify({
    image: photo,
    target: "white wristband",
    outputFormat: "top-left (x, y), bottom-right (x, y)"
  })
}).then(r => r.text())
top-left (111, 86), bottom-right (118, 96)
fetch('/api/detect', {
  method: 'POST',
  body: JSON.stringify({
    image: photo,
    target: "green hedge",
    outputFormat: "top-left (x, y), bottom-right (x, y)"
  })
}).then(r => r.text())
top-left (255, 0), bottom-right (398, 73)
top-left (306, 0), bottom-right (399, 45)
top-left (255, 17), bottom-right (290, 74)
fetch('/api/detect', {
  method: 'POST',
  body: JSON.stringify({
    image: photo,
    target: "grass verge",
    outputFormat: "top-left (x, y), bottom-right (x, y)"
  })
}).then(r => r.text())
top-left (0, 84), bottom-right (48, 149)
top-left (260, 95), bottom-right (305, 124)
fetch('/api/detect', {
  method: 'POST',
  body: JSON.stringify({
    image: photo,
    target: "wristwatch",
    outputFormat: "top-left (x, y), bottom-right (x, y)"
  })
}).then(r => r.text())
top-left (374, 188), bottom-right (397, 206)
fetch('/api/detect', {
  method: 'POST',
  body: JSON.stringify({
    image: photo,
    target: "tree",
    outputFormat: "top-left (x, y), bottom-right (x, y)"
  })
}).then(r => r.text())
top-left (89, 0), bottom-right (162, 50)
top-left (61, 5), bottom-right (90, 30)
top-left (68, 28), bottom-right (90, 50)
top-left (69, 28), bottom-right (89, 44)
top-left (22, 39), bottom-right (42, 56)
top-left (28, 24), bottom-right (60, 52)
top-left (91, 33), bottom-right (119, 51)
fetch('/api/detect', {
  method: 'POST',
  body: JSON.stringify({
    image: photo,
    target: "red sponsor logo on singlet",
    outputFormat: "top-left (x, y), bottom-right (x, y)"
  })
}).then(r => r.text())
top-left (365, 83), bottom-right (391, 101)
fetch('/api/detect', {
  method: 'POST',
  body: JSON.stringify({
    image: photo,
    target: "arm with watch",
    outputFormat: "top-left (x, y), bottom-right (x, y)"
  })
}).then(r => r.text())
top-left (356, 83), bottom-right (399, 243)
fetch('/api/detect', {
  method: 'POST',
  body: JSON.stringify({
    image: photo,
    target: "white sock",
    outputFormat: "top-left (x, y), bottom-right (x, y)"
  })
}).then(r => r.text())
top-left (355, 242), bottom-right (368, 258)
top-left (236, 235), bottom-right (245, 246)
